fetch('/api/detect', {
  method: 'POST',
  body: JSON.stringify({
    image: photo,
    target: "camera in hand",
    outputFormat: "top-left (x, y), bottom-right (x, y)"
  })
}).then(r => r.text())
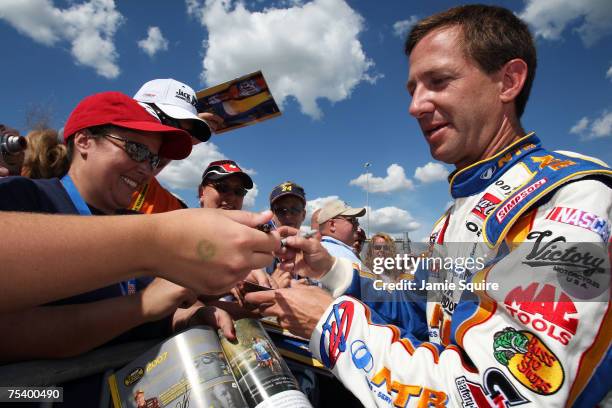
top-left (0, 124), bottom-right (27, 175)
top-left (1, 133), bottom-right (27, 154)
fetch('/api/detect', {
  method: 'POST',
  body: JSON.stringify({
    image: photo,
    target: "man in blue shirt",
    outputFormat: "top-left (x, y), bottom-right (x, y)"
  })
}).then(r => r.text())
top-left (317, 199), bottom-right (365, 266)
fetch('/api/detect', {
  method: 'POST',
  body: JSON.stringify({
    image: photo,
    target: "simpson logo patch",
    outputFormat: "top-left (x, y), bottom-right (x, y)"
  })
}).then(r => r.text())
top-left (496, 178), bottom-right (547, 222)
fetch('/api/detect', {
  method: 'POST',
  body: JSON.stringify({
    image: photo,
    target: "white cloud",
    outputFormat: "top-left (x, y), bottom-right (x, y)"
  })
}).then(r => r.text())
top-left (350, 163), bottom-right (414, 193)
top-left (392, 16), bottom-right (418, 39)
top-left (607, 64), bottom-right (612, 81)
top-left (157, 142), bottom-right (259, 208)
top-left (158, 142), bottom-right (225, 189)
top-left (0, 0), bottom-right (123, 78)
top-left (570, 117), bottom-right (590, 134)
top-left (306, 195), bottom-right (340, 213)
top-left (242, 183), bottom-right (259, 208)
top-left (269, 0), bottom-right (306, 7)
top-left (518, 0), bottom-right (612, 47)
top-left (414, 162), bottom-right (450, 183)
top-left (591, 111), bottom-right (612, 138)
top-left (570, 110), bottom-right (612, 140)
top-left (185, 0), bottom-right (200, 16)
top-left (367, 206), bottom-right (421, 235)
top-left (138, 26), bottom-right (168, 57)
top-left (186, 0), bottom-right (381, 119)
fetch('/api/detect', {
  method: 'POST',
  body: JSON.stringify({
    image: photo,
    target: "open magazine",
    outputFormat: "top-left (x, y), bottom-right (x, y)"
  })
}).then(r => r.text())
top-left (108, 318), bottom-right (312, 408)
top-left (196, 71), bottom-right (281, 134)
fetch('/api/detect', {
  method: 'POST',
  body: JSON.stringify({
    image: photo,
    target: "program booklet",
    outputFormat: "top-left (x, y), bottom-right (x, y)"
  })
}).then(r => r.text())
top-left (108, 318), bottom-right (312, 408)
top-left (196, 71), bottom-right (281, 134)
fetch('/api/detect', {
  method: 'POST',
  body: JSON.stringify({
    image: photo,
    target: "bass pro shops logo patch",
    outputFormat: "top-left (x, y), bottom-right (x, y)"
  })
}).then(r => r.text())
top-left (493, 327), bottom-right (564, 395)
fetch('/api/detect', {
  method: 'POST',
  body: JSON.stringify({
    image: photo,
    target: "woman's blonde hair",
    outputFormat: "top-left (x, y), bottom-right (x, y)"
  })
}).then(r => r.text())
top-left (21, 129), bottom-right (69, 179)
top-left (364, 232), bottom-right (402, 279)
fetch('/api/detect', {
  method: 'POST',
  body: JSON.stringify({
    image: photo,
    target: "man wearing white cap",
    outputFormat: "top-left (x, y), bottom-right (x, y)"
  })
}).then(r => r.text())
top-left (130, 78), bottom-right (223, 213)
top-left (317, 199), bottom-right (366, 265)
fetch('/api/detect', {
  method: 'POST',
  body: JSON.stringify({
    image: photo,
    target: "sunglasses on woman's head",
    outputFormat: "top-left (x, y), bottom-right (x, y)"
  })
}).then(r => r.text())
top-left (147, 103), bottom-right (181, 129)
top-left (147, 103), bottom-right (211, 143)
top-left (103, 134), bottom-right (161, 170)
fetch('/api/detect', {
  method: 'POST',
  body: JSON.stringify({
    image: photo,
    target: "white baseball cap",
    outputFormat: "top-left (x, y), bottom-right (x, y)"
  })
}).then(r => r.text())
top-left (134, 78), bottom-right (211, 142)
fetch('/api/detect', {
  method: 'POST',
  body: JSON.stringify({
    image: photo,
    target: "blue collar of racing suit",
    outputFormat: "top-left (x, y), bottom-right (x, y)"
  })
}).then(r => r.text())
top-left (448, 132), bottom-right (541, 199)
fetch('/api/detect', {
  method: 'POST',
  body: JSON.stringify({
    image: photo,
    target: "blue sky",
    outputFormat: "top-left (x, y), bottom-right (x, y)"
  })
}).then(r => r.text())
top-left (1, 0), bottom-right (611, 241)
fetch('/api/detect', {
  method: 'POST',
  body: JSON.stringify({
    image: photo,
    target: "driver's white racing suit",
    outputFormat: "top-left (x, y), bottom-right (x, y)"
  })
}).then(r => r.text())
top-left (311, 134), bottom-right (611, 407)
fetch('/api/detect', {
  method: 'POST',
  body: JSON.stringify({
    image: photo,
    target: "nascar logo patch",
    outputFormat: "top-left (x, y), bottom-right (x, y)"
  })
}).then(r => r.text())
top-left (546, 206), bottom-right (610, 242)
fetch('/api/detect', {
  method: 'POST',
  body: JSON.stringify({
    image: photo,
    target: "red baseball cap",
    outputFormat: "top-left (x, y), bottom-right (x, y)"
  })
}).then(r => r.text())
top-left (63, 91), bottom-right (192, 160)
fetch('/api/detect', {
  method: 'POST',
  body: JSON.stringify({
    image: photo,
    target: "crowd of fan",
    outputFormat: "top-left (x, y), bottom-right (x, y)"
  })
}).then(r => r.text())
top-left (0, 78), bottom-right (398, 406)
top-left (3, 4), bottom-right (611, 407)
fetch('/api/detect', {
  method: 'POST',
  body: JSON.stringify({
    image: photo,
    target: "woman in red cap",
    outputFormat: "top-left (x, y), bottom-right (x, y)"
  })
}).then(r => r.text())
top-left (0, 92), bottom-right (278, 406)
top-left (0, 93), bottom-right (194, 346)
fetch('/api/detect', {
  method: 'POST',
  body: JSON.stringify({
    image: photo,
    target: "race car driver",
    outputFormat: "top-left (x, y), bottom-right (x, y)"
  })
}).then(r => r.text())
top-left (245, 5), bottom-right (612, 407)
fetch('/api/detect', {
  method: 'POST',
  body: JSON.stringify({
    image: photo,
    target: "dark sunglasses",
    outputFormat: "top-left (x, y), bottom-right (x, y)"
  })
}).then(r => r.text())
top-left (334, 216), bottom-right (359, 227)
top-left (147, 103), bottom-right (211, 143)
top-left (148, 103), bottom-right (181, 128)
top-left (207, 181), bottom-right (248, 197)
top-left (272, 206), bottom-right (304, 216)
top-left (103, 134), bottom-right (160, 170)
top-left (373, 244), bottom-right (390, 250)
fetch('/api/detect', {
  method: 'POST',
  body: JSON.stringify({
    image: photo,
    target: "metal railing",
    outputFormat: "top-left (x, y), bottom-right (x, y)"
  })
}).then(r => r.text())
top-left (0, 340), bottom-right (159, 407)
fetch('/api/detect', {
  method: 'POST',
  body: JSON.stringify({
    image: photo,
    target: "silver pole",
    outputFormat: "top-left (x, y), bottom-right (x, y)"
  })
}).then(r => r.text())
top-left (364, 162), bottom-right (371, 237)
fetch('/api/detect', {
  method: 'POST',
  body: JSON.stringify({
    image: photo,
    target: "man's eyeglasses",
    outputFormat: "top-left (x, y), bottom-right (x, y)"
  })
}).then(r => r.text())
top-left (333, 216), bottom-right (359, 227)
top-left (207, 181), bottom-right (248, 197)
top-left (103, 134), bottom-right (160, 170)
top-left (272, 206), bottom-right (304, 216)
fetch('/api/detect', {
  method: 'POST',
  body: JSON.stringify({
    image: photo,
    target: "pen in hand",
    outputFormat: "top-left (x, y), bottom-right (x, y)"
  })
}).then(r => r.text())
top-left (255, 222), bottom-right (318, 281)
top-left (280, 229), bottom-right (318, 280)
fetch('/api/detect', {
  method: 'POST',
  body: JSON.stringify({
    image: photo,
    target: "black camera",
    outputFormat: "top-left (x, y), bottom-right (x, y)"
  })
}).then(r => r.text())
top-left (1, 133), bottom-right (27, 154)
top-left (0, 124), bottom-right (27, 175)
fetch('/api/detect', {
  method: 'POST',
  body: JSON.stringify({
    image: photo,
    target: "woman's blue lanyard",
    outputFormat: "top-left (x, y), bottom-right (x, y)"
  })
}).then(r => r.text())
top-left (60, 174), bottom-right (91, 216)
top-left (60, 175), bottom-right (136, 296)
